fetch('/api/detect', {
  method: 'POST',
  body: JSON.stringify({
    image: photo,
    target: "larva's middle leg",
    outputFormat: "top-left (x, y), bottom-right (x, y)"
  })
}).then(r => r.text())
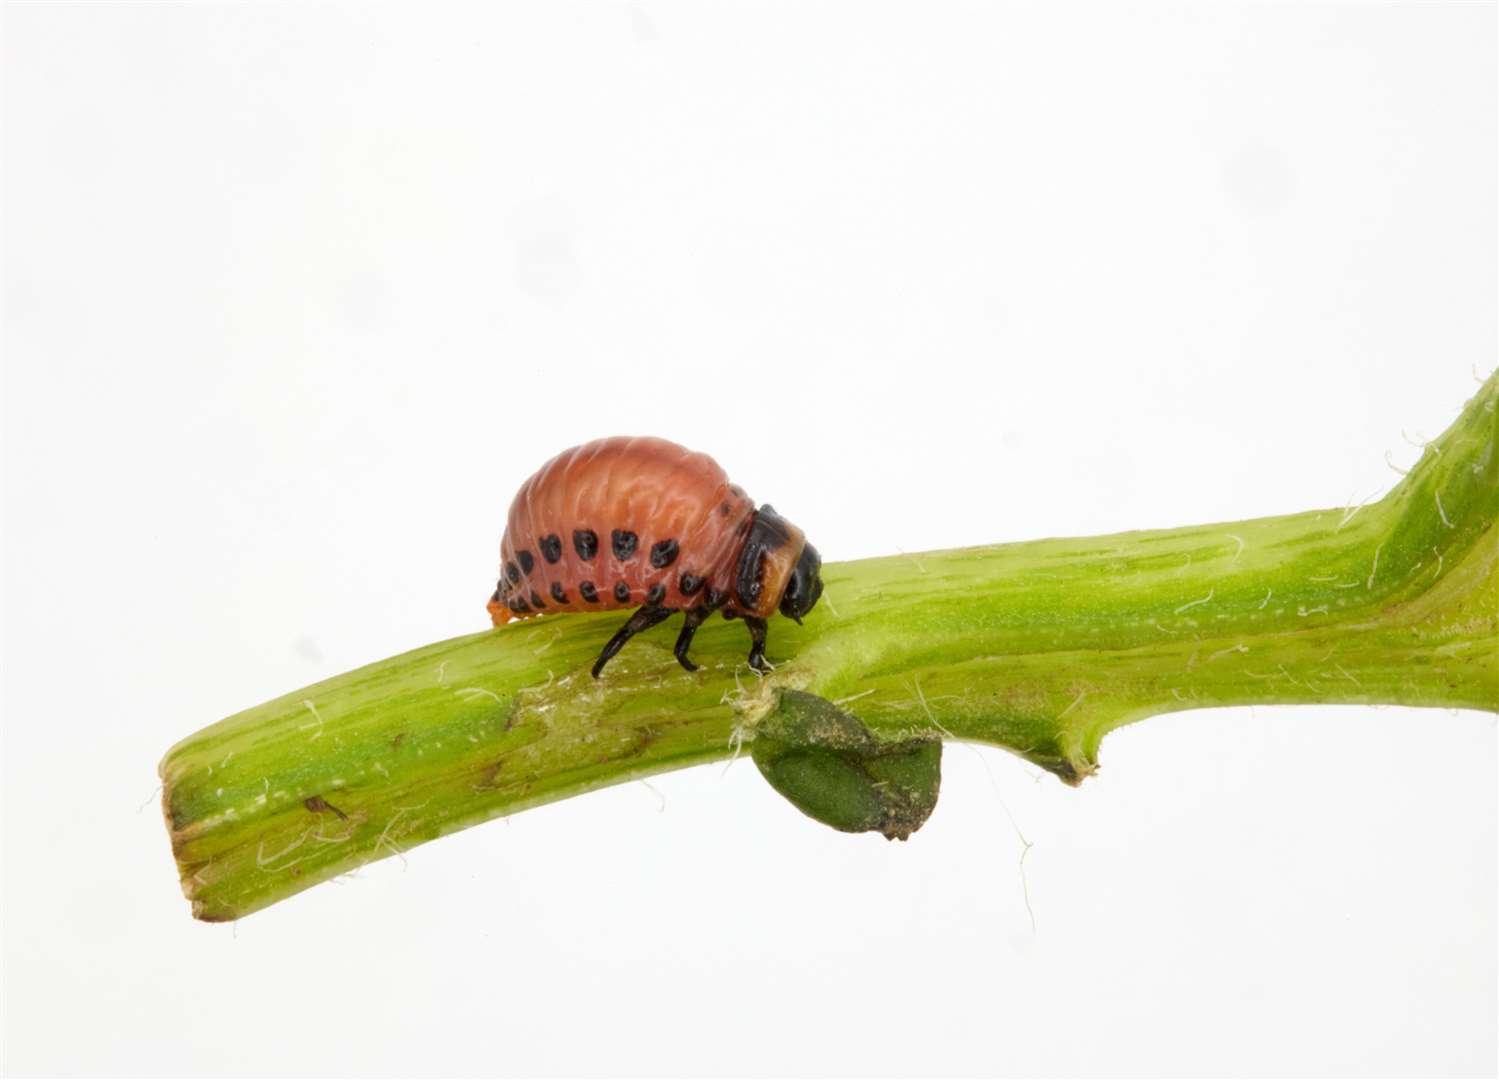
top-left (673, 607), bottom-right (710, 672)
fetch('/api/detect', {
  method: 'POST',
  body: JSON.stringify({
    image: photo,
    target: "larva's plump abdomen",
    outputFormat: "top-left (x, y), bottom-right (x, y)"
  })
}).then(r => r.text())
top-left (490, 437), bottom-right (755, 624)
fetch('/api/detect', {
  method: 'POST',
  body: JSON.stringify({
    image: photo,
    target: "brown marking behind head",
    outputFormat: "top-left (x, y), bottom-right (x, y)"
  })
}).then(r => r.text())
top-left (741, 521), bottom-right (806, 619)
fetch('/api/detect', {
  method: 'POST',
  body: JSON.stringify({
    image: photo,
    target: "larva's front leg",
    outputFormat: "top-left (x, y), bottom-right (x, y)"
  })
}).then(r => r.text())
top-left (743, 616), bottom-right (769, 673)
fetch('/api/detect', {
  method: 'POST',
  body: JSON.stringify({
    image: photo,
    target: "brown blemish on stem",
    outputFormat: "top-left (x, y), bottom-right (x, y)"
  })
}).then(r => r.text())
top-left (304, 795), bottom-right (348, 820)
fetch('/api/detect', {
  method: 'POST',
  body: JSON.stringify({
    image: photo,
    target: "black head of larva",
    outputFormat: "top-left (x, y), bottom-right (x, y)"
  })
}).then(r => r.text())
top-left (778, 542), bottom-right (824, 623)
top-left (733, 504), bottom-right (823, 623)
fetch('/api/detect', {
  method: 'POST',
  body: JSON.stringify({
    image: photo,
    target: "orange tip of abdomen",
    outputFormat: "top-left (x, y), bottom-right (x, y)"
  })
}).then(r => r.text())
top-left (486, 599), bottom-right (514, 627)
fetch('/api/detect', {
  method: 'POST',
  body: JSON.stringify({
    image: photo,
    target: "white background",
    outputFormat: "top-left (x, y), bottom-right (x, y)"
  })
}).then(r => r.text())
top-left (4, 3), bottom-right (1495, 1076)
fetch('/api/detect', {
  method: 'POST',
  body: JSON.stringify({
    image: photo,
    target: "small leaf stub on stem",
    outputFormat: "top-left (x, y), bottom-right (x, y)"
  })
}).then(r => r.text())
top-left (751, 690), bottom-right (943, 841)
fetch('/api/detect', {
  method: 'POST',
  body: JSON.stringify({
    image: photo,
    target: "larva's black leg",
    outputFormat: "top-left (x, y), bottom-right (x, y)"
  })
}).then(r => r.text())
top-left (673, 607), bottom-right (710, 672)
top-left (592, 603), bottom-right (676, 678)
top-left (743, 616), bottom-right (770, 673)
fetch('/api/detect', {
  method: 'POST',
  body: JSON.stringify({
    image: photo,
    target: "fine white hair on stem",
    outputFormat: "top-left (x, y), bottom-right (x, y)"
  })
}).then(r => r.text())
top-left (911, 675), bottom-right (953, 739)
top-left (256, 828), bottom-right (313, 869)
top-left (638, 779), bottom-right (666, 813)
top-left (1336, 487), bottom-right (1383, 532)
top-left (1402, 429), bottom-right (1438, 452)
top-left (913, 674), bottom-right (1037, 932)
top-left (374, 803), bottom-right (428, 868)
top-left (299, 699), bottom-right (325, 740)
top-left (1174, 589), bottom-right (1213, 615)
top-left (723, 724), bottom-right (748, 774)
top-left (454, 686), bottom-right (501, 703)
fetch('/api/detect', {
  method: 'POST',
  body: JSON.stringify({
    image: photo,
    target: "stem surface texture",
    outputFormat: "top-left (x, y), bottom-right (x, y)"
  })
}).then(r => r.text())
top-left (161, 375), bottom-right (1499, 921)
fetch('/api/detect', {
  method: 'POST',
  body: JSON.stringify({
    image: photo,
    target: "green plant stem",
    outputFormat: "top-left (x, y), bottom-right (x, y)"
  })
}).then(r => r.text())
top-left (161, 375), bottom-right (1499, 921)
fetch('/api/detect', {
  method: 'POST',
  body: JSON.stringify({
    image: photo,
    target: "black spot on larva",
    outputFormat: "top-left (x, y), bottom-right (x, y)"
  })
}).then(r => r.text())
top-left (612, 529), bottom-right (638, 560)
top-left (679, 573), bottom-right (703, 595)
top-left (505, 561), bottom-right (521, 584)
top-left (512, 596), bottom-right (531, 614)
top-left (573, 529), bottom-right (598, 561)
top-left (530, 590), bottom-right (546, 608)
top-left (719, 502), bottom-right (732, 516)
top-left (517, 550), bottom-right (535, 574)
top-left (650, 538), bottom-right (679, 568)
top-left (647, 583), bottom-right (666, 605)
top-left (613, 581), bottom-right (631, 602)
top-left (539, 535), bottom-right (563, 564)
top-left (705, 587), bottom-right (726, 609)
top-left (550, 581), bottom-right (567, 603)
top-left (579, 581), bottom-right (599, 603)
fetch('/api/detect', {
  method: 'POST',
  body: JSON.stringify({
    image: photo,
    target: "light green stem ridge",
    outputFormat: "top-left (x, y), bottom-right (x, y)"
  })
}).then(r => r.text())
top-left (161, 376), bottom-right (1499, 921)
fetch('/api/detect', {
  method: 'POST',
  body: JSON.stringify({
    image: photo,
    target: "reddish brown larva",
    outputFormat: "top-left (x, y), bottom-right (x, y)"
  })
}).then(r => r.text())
top-left (487, 436), bottom-right (822, 675)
